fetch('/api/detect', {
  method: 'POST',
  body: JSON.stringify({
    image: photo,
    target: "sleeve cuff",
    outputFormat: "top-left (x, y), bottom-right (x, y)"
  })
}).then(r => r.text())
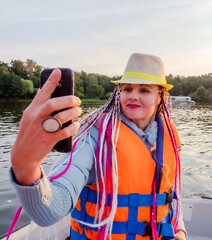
top-left (10, 166), bottom-right (44, 187)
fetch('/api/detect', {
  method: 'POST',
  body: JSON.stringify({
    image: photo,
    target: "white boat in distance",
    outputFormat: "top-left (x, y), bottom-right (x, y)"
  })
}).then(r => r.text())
top-left (2, 197), bottom-right (212, 240)
top-left (168, 96), bottom-right (195, 106)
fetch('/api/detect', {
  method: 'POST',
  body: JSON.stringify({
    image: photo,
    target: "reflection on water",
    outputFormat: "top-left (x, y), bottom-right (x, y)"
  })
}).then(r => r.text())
top-left (0, 102), bottom-right (211, 236)
top-left (170, 105), bottom-right (212, 199)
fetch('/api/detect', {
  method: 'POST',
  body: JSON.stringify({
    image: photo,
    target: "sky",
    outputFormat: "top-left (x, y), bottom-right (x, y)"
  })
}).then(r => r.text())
top-left (1, 0), bottom-right (212, 77)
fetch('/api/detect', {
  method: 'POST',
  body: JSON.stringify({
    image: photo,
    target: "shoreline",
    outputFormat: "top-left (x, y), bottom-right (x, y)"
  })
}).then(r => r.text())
top-left (0, 98), bottom-right (211, 105)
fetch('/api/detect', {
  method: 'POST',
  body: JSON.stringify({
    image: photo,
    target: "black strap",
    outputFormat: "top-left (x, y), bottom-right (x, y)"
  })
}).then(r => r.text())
top-left (165, 189), bottom-right (174, 204)
top-left (144, 223), bottom-right (162, 237)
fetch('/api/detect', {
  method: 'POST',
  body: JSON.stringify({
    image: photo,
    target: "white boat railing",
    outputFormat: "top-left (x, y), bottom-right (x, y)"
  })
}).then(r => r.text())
top-left (182, 197), bottom-right (212, 240)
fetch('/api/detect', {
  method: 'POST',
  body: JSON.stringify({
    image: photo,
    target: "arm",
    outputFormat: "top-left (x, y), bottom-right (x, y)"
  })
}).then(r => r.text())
top-left (174, 207), bottom-right (186, 240)
top-left (174, 230), bottom-right (186, 240)
top-left (10, 126), bottom-right (99, 226)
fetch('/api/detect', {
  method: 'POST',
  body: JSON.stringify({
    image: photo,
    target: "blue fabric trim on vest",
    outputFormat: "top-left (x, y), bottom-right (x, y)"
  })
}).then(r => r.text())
top-left (71, 208), bottom-right (174, 237)
top-left (74, 186), bottom-right (172, 208)
top-left (71, 228), bottom-right (91, 240)
top-left (126, 193), bottom-right (139, 240)
top-left (156, 115), bottom-right (164, 193)
top-left (71, 219), bottom-right (174, 239)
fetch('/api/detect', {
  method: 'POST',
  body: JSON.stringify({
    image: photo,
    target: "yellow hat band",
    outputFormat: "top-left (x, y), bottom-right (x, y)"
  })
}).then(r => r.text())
top-left (122, 71), bottom-right (167, 84)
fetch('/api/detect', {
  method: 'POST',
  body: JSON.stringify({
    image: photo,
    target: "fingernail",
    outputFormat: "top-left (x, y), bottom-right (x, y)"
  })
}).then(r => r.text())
top-left (76, 97), bottom-right (81, 104)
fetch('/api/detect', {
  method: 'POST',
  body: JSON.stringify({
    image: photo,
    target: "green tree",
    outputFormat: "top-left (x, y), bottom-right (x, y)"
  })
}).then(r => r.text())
top-left (75, 72), bottom-right (85, 98)
top-left (80, 71), bottom-right (88, 95)
top-left (32, 64), bottom-right (43, 88)
top-left (168, 76), bottom-right (182, 96)
top-left (189, 85), bottom-right (209, 102)
top-left (0, 62), bottom-right (9, 74)
top-left (185, 76), bottom-right (202, 93)
top-left (87, 84), bottom-right (104, 99)
top-left (25, 59), bottom-right (36, 80)
top-left (87, 74), bottom-right (98, 86)
top-left (10, 60), bottom-right (28, 79)
top-left (20, 79), bottom-right (34, 98)
top-left (98, 74), bottom-right (115, 93)
top-left (104, 92), bottom-right (113, 99)
top-left (0, 72), bottom-right (24, 98)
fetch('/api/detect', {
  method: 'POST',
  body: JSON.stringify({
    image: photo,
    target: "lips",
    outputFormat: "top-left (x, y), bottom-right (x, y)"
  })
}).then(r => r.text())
top-left (126, 104), bottom-right (141, 109)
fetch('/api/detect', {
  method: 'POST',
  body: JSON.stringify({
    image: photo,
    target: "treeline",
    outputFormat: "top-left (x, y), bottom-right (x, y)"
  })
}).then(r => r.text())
top-left (0, 59), bottom-right (212, 102)
top-left (166, 74), bottom-right (212, 103)
top-left (0, 59), bottom-right (117, 100)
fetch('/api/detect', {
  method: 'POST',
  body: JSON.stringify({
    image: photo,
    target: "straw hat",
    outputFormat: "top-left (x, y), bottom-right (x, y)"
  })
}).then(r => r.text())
top-left (111, 53), bottom-right (173, 90)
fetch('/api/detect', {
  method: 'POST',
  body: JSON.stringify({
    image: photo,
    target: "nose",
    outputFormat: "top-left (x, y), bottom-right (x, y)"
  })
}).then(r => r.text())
top-left (128, 90), bottom-right (139, 100)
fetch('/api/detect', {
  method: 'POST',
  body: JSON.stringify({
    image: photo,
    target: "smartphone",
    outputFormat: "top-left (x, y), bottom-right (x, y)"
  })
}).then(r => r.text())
top-left (40, 68), bottom-right (74, 152)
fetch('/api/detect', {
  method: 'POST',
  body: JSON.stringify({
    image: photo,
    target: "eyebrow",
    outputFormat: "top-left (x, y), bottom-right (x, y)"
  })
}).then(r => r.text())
top-left (139, 84), bottom-right (152, 88)
top-left (125, 84), bottom-right (150, 86)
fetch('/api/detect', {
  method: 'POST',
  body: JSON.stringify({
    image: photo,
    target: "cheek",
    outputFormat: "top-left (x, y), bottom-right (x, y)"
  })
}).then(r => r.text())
top-left (153, 96), bottom-right (160, 111)
top-left (147, 96), bottom-right (159, 113)
top-left (119, 93), bottom-right (126, 107)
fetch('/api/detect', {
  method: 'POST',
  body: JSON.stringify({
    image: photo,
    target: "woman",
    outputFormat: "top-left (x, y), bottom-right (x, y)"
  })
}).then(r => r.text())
top-left (10, 53), bottom-right (186, 239)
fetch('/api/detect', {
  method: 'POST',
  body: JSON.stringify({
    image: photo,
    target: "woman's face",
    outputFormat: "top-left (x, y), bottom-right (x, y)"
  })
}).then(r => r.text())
top-left (120, 84), bottom-right (160, 130)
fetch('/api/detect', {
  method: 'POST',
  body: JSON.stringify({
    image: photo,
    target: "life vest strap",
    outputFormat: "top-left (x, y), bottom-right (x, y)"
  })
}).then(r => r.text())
top-left (70, 221), bottom-right (174, 239)
top-left (71, 229), bottom-right (91, 240)
top-left (77, 186), bottom-right (174, 208)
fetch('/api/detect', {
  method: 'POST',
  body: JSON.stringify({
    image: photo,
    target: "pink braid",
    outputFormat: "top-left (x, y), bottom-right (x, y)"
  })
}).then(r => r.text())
top-left (7, 136), bottom-right (81, 240)
top-left (6, 206), bottom-right (22, 240)
top-left (151, 178), bottom-right (158, 240)
top-left (96, 117), bottom-right (113, 239)
top-left (163, 102), bottom-right (181, 231)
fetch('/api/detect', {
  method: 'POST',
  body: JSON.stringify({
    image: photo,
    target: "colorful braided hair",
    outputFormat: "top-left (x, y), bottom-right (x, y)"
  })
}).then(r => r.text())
top-left (153, 87), bottom-right (181, 236)
top-left (71, 85), bottom-right (122, 239)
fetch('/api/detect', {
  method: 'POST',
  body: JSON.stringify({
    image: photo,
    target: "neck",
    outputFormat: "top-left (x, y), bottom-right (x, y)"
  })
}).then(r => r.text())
top-left (132, 116), bottom-right (153, 131)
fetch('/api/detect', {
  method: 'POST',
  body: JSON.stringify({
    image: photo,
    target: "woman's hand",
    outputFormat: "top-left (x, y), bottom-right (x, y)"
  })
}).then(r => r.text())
top-left (173, 230), bottom-right (186, 240)
top-left (11, 69), bottom-right (82, 185)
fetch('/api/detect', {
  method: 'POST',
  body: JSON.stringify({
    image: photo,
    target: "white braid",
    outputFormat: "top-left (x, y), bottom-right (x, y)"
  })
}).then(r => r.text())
top-left (72, 86), bottom-right (122, 239)
top-left (88, 129), bottom-right (100, 224)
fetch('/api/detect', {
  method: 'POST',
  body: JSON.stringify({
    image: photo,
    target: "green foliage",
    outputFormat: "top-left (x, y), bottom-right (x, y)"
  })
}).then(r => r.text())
top-left (0, 72), bottom-right (24, 98)
top-left (0, 59), bottom-right (212, 102)
top-left (20, 79), bottom-right (34, 98)
top-left (104, 92), bottom-right (113, 99)
top-left (87, 84), bottom-right (104, 99)
top-left (167, 74), bottom-right (212, 103)
top-left (10, 60), bottom-right (28, 79)
top-left (189, 85), bottom-right (209, 102)
top-left (75, 90), bottom-right (85, 99)
top-left (0, 62), bottom-right (9, 74)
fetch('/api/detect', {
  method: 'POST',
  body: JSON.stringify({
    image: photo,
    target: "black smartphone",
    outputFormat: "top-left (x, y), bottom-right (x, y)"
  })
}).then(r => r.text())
top-left (40, 68), bottom-right (74, 152)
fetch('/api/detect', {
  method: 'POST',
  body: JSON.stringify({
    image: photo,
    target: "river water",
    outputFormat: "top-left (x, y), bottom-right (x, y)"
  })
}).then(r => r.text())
top-left (0, 102), bottom-right (211, 237)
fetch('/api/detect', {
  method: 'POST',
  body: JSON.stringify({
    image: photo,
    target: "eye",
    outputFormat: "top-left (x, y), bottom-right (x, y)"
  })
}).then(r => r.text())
top-left (123, 87), bottom-right (131, 92)
top-left (140, 88), bottom-right (150, 93)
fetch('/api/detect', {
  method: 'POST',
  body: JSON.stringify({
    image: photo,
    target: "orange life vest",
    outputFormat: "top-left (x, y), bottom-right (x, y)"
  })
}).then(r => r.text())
top-left (71, 116), bottom-right (181, 239)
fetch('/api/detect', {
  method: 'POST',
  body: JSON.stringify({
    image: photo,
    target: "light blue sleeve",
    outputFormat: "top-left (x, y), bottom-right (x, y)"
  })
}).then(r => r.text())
top-left (10, 126), bottom-right (98, 227)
